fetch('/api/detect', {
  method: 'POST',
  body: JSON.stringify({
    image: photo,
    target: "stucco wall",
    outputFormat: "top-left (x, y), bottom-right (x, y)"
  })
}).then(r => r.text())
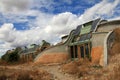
top-left (95, 21), bottom-right (120, 66)
top-left (34, 45), bottom-right (70, 64)
top-left (97, 21), bottom-right (120, 32)
top-left (91, 46), bottom-right (103, 64)
top-left (91, 21), bottom-right (120, 66)
top-left (91, 32), bottom-right (108, 65)
top-left (34, 52), bottom-right (69, 64)
top-left (91, 32), bottom-right (108, 47)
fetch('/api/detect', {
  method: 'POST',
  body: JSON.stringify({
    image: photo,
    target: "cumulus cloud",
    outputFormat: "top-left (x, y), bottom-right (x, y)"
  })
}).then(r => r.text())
top-left (29, 11), bottom-right (53, 29)
top-left (0, 24), bottom-right (16, 42)
top-left (78, 0), bottom-right (120, 23)
top-left (108, 17), bottom-right (120, 21)
top-left (0, 0), bottom-right (120, 55)
top-left (0, 24), bottom-right (43, 47)
top-left (0, 40), bottom-right (12, 56)
top-left (33, 0), bottom-right (54, 12)
top-left (0, 0), bottom-right (31, 13)
top-left (45, 12), bottom-right (78, 35)
top-left (0, 12), bottom-right (78, 48)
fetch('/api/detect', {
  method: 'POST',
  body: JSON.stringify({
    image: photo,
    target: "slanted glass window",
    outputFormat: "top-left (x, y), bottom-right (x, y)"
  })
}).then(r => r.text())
top-left (80, 22), bottom-right (92, 35)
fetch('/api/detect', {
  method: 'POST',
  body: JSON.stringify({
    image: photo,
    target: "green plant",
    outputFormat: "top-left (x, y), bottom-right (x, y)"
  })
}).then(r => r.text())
top-left (1, 48), bottom-right (20, 62)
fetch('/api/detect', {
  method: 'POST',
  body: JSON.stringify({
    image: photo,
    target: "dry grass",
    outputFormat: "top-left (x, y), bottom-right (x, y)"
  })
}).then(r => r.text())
top-left (61, 58), bottom-right (91, 76)
top-left (61, 55), bottom-right (120, 80)
top-left (61, 61), bottom-right (79, 74)
top-left (0, 66), bottom-right (53, 80)
top-left (104, 54), bottom-right (120, 80)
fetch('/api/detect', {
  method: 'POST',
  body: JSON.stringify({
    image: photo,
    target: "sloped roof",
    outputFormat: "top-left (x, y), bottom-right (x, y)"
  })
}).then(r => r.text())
top-left (68, 18), bottom-right (101, 46)
top-left (73, 25), bottom-right (82, 36)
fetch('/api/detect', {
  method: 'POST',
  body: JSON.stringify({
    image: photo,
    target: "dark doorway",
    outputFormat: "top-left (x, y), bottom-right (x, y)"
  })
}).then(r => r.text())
top-left (70, 42), bottom-right (91, 59)
top-left (74, 45), bottom-right (78, 58)
top-left (85, 44), bottom-right (89, 58)
top-left (80, 46), bottom-right (84, 58)
top-left (70, 46), bottom-right (74, 58)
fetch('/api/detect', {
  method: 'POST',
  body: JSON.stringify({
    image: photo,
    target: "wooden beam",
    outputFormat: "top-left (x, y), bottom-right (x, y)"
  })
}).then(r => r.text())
top-left (83, 44), bottom-right (86, 58)
top-left (88, 42), bottom-right (91, 59)
top-left (27, 55), bottom-right (29, 62)
top-left (73, 46), bottom-right (75, 58)
top-left (22, 55), bottom-right (24, 62)
top-left (77, 45), bottom-right (81, 59)
top-left (68, 46), bottom-right (71, 58)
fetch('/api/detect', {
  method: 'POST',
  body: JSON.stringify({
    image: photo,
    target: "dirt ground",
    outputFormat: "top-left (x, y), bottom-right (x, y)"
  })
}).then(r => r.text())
top-left (61, 53), bottom-right (120, 80)
top-left (0, 28), bottom-right (120, 80)
top-left (0, 53), bottom-right (120, 80)
top-left (0, 63), bottom-right (53, 80)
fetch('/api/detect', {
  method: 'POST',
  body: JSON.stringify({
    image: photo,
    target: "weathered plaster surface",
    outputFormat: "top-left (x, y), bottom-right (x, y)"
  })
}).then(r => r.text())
top-left (35, 53), bottom-right (69, 64)
top-left (91, 46), bottom-right (103, 64)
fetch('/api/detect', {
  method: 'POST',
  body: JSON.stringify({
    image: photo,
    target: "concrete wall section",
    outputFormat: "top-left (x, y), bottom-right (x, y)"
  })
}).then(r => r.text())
top-left (91, 46), bottom-right (103, 64)
top-left (34, 45), bottom-right (70, 64)
top-left (97, 20), bottom-right (120, 32)
top-left (101, 31), bottom-right (114, 66)
top-left (91, 32), bottom-right (108, 47)
top-left (35, 52), bottom-right (69, 64)
top-left (91, 32), bottom-right (108, 65)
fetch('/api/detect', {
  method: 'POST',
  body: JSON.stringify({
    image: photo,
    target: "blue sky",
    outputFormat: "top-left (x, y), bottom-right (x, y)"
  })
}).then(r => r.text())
top-left (0, 0), bottom-right (120, 56)
top-left (0, 0), bottom-right (102, 30)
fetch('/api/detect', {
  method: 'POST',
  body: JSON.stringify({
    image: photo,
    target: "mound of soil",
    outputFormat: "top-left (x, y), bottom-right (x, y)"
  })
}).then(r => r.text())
top-left (110, 42), bottom-right (120, 55)
top-left (110, 28), bottom-right (120, 55)
top-left (103, 54), bottom-right (120, 80)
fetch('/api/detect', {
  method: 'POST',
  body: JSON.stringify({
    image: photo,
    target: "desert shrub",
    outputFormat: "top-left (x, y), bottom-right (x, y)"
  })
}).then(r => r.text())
top-left (1, 53), bottom-right (10, 62)
top-left (0, 74), bottom-right (7, 80)
top-left (8, 50), bottom-right (20, 62)
top-left (1, 49), bottom-right (20, 62)
top-left (61, 61), bottom-right (79, 74)
top-left (17, 73), bottom-right (33, 80)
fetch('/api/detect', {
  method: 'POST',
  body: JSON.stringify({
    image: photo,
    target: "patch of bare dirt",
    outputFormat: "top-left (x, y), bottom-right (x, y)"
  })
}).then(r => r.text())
top-left (0, 53), bottom-right (120, 80)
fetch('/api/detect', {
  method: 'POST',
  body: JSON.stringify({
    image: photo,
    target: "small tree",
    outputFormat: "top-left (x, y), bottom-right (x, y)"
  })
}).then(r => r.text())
top-left (8, 50), bottom-right (20, 62)
top-left (1, 48), bottom-right (20, 62)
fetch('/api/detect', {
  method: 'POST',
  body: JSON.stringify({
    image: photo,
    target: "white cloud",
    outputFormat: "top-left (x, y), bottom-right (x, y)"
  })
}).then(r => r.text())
top-left (0, 0), bottom-right (120, 55)
top-left (0, 11), bottom-right (82, 51)
top-left (108, 17), bottom-right (120, 21)
top-left (0, 40), bottom-right (12, 55)
top-left (0, 12), bottom-right (78, 49)
top-left (0, 0), bottom-right (32, 13)
top-left (78, 0), bottom-right (120, 22)
top-left (33, 0), bottom-right (53, 8)
top-left (45, 12), bottom-right (78, 35)
top-left (0, 24), bottom-right (16, 42)
top-left (29, 11), bottom-right (53, 29)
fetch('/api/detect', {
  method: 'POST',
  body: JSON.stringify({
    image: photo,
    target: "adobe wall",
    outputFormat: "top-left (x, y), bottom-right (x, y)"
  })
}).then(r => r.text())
top-left (92, 20), bottom-right (120, 66)
top-left (34, 45), bottom-right (70, 64)
top-left (97, 20), bottom-right (120, 32)
top-left (34, 52), bottom-right (69, 64)
top-left (91, 32), bottom-right (108, 65)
